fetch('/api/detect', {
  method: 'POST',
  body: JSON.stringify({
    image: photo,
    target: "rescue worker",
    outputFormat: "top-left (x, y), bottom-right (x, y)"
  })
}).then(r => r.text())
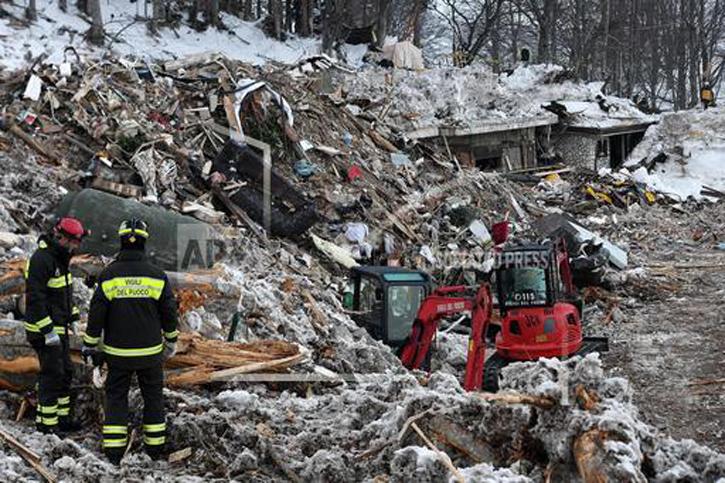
top-left (82, 218), bottom-right (178, 465)
top-left (25, 217), bottom-right (86, 434)
top-left (700, 82), bottom-right (715, 109)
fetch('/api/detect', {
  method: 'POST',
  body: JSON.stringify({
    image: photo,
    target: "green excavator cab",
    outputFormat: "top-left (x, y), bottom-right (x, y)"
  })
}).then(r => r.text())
top-left (347, 267), bottom-right (432, 347)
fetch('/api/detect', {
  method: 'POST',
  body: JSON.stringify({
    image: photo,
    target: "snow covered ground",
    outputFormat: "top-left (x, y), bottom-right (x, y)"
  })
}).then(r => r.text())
top-left (622, 107), bottom-right (725, 200)
top-left (0, 0), bottom-right (320, 70)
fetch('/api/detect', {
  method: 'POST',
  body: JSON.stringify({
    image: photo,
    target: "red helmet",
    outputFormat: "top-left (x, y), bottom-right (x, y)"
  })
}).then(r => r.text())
top-left (54, 217), bottom-right (87, 241)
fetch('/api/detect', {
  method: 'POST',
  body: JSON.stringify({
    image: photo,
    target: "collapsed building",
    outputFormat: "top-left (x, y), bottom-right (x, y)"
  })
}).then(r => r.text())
top-left (343, 63), bottom-right (659, 173)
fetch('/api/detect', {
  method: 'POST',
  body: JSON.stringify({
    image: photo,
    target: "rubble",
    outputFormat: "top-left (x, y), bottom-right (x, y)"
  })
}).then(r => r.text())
top-left (0, 46), bottom-right (724, 481)
top-left (1, 354), bottom-right (723, 481)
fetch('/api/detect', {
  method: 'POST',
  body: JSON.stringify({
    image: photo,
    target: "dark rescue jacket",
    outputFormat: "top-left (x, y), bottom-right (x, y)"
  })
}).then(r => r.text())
top-left (84, 249), bottom-right (178, 369)
top-left (24, 236), bottom-right (79, 343)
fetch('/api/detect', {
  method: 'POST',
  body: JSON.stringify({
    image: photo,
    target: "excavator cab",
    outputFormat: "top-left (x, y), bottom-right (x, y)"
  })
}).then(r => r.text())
top-left (495, 240), bottom-right (579, 313)
top-left (492, 240), bottom-right (585, 360)
top-left (482, 239), bottom-right (608, 389)
top-left (346, 267), bottom-right (432, 348)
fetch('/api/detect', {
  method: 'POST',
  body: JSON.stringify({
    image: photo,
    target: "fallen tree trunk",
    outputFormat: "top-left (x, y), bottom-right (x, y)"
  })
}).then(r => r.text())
top-left (0, 356), bottom-right (39, 374)
top-left (573, 429), bottom-right (609, 483)
top-left (0, 322), bottom-right (305, 390)
top-left (2, 122), bottom-right (62, 165)
top-left (474, 391), bottom-right (556, 409)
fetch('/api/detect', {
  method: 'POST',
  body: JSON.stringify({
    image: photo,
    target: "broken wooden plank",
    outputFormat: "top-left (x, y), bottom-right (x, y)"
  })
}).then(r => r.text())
top-left (211, 185), bottom-right (266, 242)
top-left (410, 422), bottom-right (465, 483)
top-left (367, 129), bottom-right (398, 153)
top-left (167, 351), bottom-right (304, 387)
top-left (168, 447), bottom-right (193, 464)
top-left (90, 178), bottom-right (143, 198)
top-left (208, 352), bottom-right (305, 383)
top-left (15, 398), bottom-right (28, 422)
top-left (301, 289), bottom-right (327, 330)
top-left (0, 426), bottom-right (57, 482)
top-left (3, 122), bottom-right (62, 165)
top-left (358, 409), bottom-right (435, 461)
top-left (687, 378), bottom-right (725, 387)
top-left (474, 391), bottom-right (556, 409)
top-left (428, 415), bottom-right (495, 464)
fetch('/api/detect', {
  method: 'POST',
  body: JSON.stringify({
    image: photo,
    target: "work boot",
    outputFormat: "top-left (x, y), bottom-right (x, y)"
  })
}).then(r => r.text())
top-left (58, 418), bottom-right (83, 434)
top-left (146, 445), bottom-right (166, 461)
top-left (105, 449), bottom-right (124, 466)
top-left (35, 423), bottom-right (58, 435)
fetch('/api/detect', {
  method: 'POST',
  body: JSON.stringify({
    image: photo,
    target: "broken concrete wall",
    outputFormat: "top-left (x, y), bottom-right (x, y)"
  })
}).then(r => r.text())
top-left (447, 127), bottom-right (538, 170)
top-left (555, 133), bottom-right (600, 170)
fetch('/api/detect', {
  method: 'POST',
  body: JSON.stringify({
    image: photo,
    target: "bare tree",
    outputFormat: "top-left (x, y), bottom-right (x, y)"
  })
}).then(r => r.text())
top-left (77, 0), bottom-right (89, 15)
top-left (269, 0), bottom-right (283, 39)
top-left (151, 0), bottom-right (165, 32)
top-left (322, 0), bottom-right (347, 52)
top-left (88, 0), bottom-right (104, 45)
top-left (59, 0), bottom-right (67, 13)
top-left (209, 0), bottom-right (221, 27)
top-left (26, 0), bottom-right (37, 21)
top-left (434, 0), bottom-right (506, 66)
top-left (297, 0), bottom-right (313, 36)
top-left (375, 0), bottom-right (393, 47)
top-left (243, 0), bottom-right (254, 20)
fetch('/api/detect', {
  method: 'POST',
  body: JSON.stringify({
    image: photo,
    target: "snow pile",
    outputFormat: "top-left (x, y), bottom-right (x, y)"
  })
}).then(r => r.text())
top-left (501, 354), bottom-right (725, 481)
top-left (343, 63), bottom-right (654, 134)
top-left (0, 0), bottom-right (318, 71)
top-left (621, 107), bottom-right (725, 200)
top-left (2, 354), bottom-right (724, 481)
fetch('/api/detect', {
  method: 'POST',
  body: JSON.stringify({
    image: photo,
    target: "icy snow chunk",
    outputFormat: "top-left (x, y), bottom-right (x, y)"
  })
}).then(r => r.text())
top-left (458, 462), bottom-right (532, 483)
top-left (216, 390), bottom-right (260, 410)
top-left (302, 449), bottom-right (354, 482)
top-left (391, 446), bottom-right (448, 482)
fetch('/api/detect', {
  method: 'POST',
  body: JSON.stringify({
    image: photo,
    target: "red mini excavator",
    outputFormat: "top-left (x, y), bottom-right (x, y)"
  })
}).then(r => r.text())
top-left (397, 239), bottom-right (608, 391)
top-left (399, 284), bottom-right (493, 391)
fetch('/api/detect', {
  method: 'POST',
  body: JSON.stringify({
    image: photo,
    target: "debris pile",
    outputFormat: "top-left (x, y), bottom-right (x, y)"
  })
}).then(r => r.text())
top-left (0, 48), bottom-right (724, 482)
top-left (0, 53), bottom-right (549, 277)
top-left (2, 354), bottom-right (724, 481)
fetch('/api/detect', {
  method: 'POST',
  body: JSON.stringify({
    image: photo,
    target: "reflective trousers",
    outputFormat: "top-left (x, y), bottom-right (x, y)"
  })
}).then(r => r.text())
top-left (33, 336), bottom-right (72, 431)
top-left (103, 363), bottom-right (166, 458)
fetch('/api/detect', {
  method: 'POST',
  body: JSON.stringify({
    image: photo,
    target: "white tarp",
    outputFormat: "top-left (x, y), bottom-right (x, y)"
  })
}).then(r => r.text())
top-left (382, 41), bottom-right (424, 70)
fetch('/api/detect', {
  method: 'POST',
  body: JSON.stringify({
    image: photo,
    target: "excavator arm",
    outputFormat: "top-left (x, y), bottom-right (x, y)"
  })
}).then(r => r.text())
top-left (399, 284), bottom-right (493, 391)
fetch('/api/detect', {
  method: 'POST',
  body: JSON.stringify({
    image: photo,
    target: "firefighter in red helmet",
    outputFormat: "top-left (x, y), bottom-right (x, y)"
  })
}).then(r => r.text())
top-left (24, 217), bottom-right (88, 434)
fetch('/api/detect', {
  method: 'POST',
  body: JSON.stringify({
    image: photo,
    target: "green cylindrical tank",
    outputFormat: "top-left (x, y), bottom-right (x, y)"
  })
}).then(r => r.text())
top-left (56, 189), bottom-right (221, 272)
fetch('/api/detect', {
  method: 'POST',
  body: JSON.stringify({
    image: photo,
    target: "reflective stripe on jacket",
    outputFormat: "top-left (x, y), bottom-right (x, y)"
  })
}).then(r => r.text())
top-left (85, 249), bottom-right (178, 368)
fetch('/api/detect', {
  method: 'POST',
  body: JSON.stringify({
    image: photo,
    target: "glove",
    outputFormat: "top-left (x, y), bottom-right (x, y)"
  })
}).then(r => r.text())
top-left (81, 345), bottom-right (104, 367)
top-left (162, 342), bottom-right (176, 361)
top-left (44, 331), bottom-right (61, 347)
top-left (92, 366), bottom-right (107, 389)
